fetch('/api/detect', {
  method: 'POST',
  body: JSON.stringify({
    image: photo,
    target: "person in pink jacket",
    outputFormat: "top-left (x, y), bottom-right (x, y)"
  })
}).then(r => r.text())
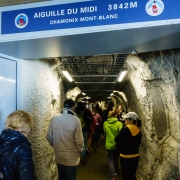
top-left (92, 107), bottom-right (102, 152)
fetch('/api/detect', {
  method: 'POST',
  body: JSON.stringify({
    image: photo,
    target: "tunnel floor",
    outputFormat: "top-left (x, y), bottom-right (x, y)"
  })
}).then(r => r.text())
top-left (76, 138), bottom-right (123, 180)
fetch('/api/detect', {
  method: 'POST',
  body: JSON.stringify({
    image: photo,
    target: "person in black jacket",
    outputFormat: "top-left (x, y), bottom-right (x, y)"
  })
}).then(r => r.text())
top-left (75, 101), bottom-right (93, 165)
top-left (115, 112), bottom-right (142, 180)
top-left (0, 110), bottom-right (36, 180)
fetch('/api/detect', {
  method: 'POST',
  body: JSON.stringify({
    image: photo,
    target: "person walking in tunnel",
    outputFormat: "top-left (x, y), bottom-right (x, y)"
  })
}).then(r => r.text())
top-left (115, 105), bottom-right (126, 125)
top-left (92, 107), bottom-right (102, 152)
top-left (86, 105), bottom-right (93, 155)
top-left (75, 101), bottom-right (87, 164)
top-left (103, 109), bottom-right (123, 180)
top-left (46, 99), bottom-right (84, 180)
top-left (81, 102), bottom-right (93, 165)
top-left (0, 110), bottom-right (37, 180)
top-left (115, 112), bottom-right (142, 180)
top-left (95, 103), bottom-right (104, 138)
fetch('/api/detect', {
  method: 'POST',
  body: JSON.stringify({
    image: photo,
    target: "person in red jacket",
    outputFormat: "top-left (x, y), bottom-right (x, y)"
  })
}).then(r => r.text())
top-left (92, 107), bottom-right (102, 152)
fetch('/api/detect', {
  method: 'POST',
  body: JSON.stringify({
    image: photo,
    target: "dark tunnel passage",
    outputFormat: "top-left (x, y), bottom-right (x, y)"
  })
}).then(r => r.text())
top-left (60, 50), bottom-right (180, 180)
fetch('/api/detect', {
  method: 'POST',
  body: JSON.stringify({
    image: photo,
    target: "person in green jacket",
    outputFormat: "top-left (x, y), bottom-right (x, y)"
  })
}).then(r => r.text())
top-left (103, 109), bottom-right (123, 180)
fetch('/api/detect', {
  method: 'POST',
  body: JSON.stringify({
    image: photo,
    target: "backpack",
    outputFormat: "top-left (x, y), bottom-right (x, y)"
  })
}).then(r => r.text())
top-left (77, 110), bottom-right (86, 128)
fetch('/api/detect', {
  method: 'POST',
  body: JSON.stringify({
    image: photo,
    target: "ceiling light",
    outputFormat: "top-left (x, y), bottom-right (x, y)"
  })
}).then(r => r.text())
top-left (131, 50), bottom-right (137, 54)
top-left (118, 71), bottom-right (127, 82)
top-left (62, 70), bottom-right (73, 82)
top-left (82, 92), bottom-right (85, 95)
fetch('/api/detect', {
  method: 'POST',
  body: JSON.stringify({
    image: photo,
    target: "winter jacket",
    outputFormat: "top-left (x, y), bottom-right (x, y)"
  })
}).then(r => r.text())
top-left (82, 109), bottom-right (93, 132)
top-left (93, 113), bottom-right (101, 126)
top-left (103, 118), bottom-right (123, 150)
top-left (0, 130), bottom-right (36, 180)
top-left (46, 108), bottom-right (84, 166)
top-left (115, 124), bottom-right (142, 158)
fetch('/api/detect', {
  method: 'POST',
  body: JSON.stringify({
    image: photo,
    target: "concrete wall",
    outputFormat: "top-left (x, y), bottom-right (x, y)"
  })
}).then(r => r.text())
top-left (123, 50), bottom-right (180, 180)
top-left (19, 59), bottom-right (62, 180)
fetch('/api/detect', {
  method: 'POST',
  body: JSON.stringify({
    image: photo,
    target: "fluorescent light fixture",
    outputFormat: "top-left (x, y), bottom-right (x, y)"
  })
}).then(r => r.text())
top-left (62, 70), bottom-right (73, 82)
top-left (118, 71), bottom-right (127, 82)
top-left (82, 92), bottom-right (85, 95)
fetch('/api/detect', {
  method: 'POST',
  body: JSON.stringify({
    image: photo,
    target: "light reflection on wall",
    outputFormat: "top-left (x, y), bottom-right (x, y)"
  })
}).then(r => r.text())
top-left (0, 76), bottom-right (16, 83)
top-left (0, 59), bottom-right (17, 134)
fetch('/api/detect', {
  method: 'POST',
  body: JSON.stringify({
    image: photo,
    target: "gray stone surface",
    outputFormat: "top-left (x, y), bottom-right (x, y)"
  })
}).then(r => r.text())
top-left (122, 51), bottom-right (180, 180)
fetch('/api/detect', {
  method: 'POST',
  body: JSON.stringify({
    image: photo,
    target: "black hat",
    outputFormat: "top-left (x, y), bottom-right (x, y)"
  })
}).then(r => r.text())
top-left (64, 99), bottom-right (75, 108)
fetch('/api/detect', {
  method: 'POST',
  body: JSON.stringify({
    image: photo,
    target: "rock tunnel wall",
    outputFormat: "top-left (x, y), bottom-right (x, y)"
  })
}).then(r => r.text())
top-left (123, 50), bottom-right (180, 180)
top-left (19, 59), bottom-right (61, 180)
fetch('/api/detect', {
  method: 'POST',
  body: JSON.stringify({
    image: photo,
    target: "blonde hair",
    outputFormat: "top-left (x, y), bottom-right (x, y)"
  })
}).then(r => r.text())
top-left (5, 110), bottom-right (33, 135)
top-left (108, 110), bottom-right (117, 118)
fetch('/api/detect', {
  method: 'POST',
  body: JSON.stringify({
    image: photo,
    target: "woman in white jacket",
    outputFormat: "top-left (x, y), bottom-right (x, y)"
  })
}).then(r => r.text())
top-left (46, 99), bottom-right (84, 180)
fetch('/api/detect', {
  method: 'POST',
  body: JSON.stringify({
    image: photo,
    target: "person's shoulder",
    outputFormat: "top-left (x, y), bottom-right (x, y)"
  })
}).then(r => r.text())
top-left (15, 142), bottom-right (32, 157)
top-left (72, 115), bottom-right (82, 122)
top-left (116, 121), bottom-right (123, 125)
top-left (20, 142), bottom-right (31, 150)
top-left (52, 113), bottom-right (61, 118)
top-left (122, 125), bottom-right (132, 133)
top-left (73, 115), bottom-right (80, 120)
top-left (50, 113), bottom-right (61, 122)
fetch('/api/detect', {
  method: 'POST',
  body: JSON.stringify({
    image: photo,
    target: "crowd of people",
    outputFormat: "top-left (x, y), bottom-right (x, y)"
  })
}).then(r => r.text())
top-left (0, 99), bottom-right (142, 180)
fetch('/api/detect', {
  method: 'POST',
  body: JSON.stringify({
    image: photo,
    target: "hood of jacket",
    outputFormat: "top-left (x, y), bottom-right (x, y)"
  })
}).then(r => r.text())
top-left (0, 130), bottom-right (30, 157)
top-left (126, 124), bottom-right (140, 136)
top-left (106, 117), bottom-right (118, 123)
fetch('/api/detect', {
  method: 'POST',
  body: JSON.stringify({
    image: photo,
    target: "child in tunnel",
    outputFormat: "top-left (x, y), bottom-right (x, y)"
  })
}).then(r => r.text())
top-left (115, 112), bottom-right (142, 180)
top-left (103, 109), bottom-right (123, 180)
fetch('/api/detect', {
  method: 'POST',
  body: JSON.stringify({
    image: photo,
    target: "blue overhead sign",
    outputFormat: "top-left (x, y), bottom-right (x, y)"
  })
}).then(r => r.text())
top-left (1, 0), bottom-right (180, 34)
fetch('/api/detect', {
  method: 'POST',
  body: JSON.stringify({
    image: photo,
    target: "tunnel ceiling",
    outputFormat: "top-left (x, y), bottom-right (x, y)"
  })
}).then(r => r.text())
top-left (1, 0), bottom-right (180, 102)
top-left (42, 54), bottom-right (127, 101)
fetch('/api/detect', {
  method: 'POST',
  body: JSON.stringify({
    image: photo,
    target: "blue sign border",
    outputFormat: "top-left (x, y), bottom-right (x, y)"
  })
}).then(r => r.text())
top-left (1, 0), bottom-right (180, 34)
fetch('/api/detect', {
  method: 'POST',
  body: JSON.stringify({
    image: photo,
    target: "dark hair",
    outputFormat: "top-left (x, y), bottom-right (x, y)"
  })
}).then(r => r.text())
top-left (108, 110), bottom-right (117, 118)
top-left (75, 101), bottom-right (83, 114)
top-left (133, 119), bottom-right (142, 127)
top-left (64, 99), bottom-right (75, 108)
top-left (92, 107), bottom-right (98, 114)
top-left (108, 101), bottom-right (114, 111)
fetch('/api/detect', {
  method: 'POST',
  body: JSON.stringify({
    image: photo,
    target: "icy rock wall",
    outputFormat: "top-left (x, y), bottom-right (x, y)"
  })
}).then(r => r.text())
top-left (124, 50), bottom-right (180, 180)
top-left (19, 59), bottom-right (62, 180)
